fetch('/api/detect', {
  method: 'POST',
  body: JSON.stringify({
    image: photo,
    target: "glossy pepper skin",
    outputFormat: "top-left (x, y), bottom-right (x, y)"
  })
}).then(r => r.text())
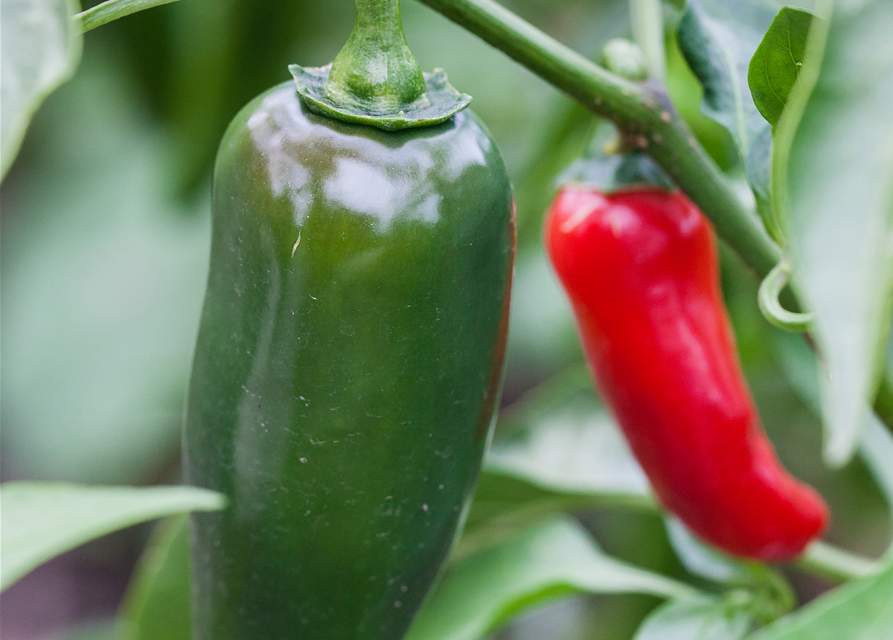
top-left (184, 82), bottom-right (514, 640)
top-left (545, 186), bottom-right (828, 562)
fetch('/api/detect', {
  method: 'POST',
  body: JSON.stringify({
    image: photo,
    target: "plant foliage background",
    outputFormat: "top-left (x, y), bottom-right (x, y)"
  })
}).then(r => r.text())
top-left (1, 0), bottom-right (892, 639)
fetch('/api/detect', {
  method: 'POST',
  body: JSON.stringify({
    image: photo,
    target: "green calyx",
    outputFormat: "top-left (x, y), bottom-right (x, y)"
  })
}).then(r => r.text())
top-left (291, 0), bottom-right (470, 130)
top-left (559, 123), bottom-right (675, 193)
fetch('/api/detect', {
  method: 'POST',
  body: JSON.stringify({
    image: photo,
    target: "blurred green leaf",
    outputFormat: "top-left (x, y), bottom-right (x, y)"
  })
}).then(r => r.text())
top-left (633, 596), bottom-right (752, 640)
top-left (76, 0), bottom-right (181, 32)
top-left (676, 0), bottom-right (774, 160)
top-left (772, 332), bottom-right (822, 413)
top-left (666, 518), bottom-right (795, 624)
top-left (488, 392), bottom-right (649, 499)
top-left (745, 126), bottom-right (781, 243)
top-left (773, 333), bottom-right (893, 551)
top-left (0, 0), bottom-right (81, 179)
top-left (405, 517), bottom-right (697, 640)
top-left (773, 0), bottom-right (893, 465)
top-left (747, 7), bottom-right (814, 127)
top-left (747, 556), bottom-right (893, 639)
top-left (118, 515), bottom-right (192, 640)
top-left (0, 483), bottom-right (224, 591)
top-left (665, 518), bottom-right (754, 585)
top-left (666, 31), bottom-right (735, 170)
top-left (503, 251), bottom-right (582, 375)
top-left (860, 420), bottom-right (893, 519)
top-left (1, 49), bottom-right (211, 484)
top-left (886, 321), bottom-right (893, 383)
top-left (461, 369), bottom-right (652, 537)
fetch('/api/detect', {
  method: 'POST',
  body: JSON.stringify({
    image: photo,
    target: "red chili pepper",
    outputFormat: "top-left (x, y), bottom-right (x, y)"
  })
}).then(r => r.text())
top-left (545, 185), bottom-right (829, 561)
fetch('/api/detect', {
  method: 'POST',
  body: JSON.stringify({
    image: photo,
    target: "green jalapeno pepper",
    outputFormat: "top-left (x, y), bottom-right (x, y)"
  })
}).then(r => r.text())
top-left (183, 2), bottom-right (515, 638)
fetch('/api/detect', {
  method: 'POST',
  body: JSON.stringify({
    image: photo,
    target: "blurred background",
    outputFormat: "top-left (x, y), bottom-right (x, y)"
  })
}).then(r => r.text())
top-left (1, 0), bottom-right (888, 638)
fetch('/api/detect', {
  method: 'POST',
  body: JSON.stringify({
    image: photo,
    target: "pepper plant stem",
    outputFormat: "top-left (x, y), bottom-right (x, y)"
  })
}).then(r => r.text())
top-left (795, 540), bottom-right (880, 583)
top-left (416, 0), bottom-right (780, 279)
top-left (75, 0), bottom-right (181, 32)
top-left (630, 0), bottom-right (666, 82)
top-left (415, 0), bottom-right (893, 438)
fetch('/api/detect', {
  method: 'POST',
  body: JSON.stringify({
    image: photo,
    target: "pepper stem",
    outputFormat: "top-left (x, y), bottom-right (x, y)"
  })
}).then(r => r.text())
top-left (326, 0), bottom-right (428, 112)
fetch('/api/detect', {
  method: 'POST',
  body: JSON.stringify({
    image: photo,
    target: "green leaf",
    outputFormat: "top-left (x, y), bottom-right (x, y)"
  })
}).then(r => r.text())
top-left (75, 0), bottom-right (183, 32)
top-left (634, 596), bottom-right (753, 640)
top-left (772, 332), bottom-right (822, 413)
top-left (665, 518), bottom-right (754, 585)
top-left (773, 333), bottom-right (893, 545)
top-left (404, 517), bottom-right (697, 640)
top-left (887, 320), bottom-right (893, 379)
top-left (461, 371), bottom-right (653, 537)
top-left (665, 518), bottom-right (796, 624)
top-left (2, 52), bottom-right (211, 485)
top-left (0, 483), bottom-right (225, 591)
top-left (860, 419), bottom-right (893, 518)
top-left (487, 397), bottom-right (649, 499)
top-left (773, 0), bottom-right (893, 465)
top-left (747, 557), bottom-right (893, 639)
top-left (748, 7), bottom-right (814, 127)
top-left (676, 0), bottom-right (775, 159)
top-left (745, 125), bottom-right (782, 243)
top-left (118, 515), bottom-right (192, 640)
top-left (0, 0), bottom-right (81, 179)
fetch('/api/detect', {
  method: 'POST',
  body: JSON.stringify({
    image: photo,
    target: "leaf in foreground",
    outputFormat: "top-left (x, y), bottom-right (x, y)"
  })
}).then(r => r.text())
top-left (404, 516), bottom-right (695, 640)
top-left (0, 483), bottom-right (224, 591)
top-left (747, 557), bottom-right (893, 639)
top-left (774, 0), bottom-right (893, 465)
top-left (634, 596), bottom-right (752, 640)
top-left (748, 7), bottom-right (814, 127)
top-left (75, 0), bottom-right (183, 32)
top-left (676, 0), bottom-right (774, 159)
top-left (0, 0), bottom-right (81, 179)
top-left (118, 515), bottom-right (192, 640)
top-left (461, 375), bottom-right (652, 538)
